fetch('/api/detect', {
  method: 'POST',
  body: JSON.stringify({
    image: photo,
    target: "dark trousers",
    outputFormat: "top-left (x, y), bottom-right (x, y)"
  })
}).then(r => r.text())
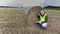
top-left (36, 22), bottom-right (47, 29)
top-left (36, 22), bottom-right (42, 28)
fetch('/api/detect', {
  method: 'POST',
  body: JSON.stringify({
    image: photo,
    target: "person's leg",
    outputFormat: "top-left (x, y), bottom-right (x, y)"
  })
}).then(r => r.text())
top-left (35, 21), bottom-right (42, 28)
top-left (42, 23), bottom-right (48, 29)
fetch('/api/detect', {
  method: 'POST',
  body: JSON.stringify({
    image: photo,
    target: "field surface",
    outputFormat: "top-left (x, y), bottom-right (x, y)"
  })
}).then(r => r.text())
top-left (0, 8), bottom-right (60, 34)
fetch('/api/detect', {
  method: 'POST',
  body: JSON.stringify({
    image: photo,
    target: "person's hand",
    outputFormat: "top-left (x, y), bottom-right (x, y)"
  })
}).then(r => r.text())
top-left (38, 21), bottom-right (41, 24)
top-left (36, 21), bottom-right (41, 24)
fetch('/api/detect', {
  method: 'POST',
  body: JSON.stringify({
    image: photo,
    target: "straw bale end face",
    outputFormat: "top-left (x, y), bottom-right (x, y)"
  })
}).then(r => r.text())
top-left (26, 6), bottom-right (43, 26)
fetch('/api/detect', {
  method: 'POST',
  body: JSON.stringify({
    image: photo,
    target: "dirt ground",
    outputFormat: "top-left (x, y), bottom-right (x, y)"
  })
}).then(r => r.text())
top-left (0, 7), bottom-right (60, 34)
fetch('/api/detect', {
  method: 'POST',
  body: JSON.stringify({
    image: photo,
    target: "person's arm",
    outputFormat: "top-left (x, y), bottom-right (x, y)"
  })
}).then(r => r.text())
top-left (45, 15), bottom-right (48, 22)
top-left (37, 14), bottom-right (40, 21)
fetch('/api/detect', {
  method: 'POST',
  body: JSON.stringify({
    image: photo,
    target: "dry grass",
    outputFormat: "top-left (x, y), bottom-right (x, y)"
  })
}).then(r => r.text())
top-left (0, 7), bottom-right (60, 34)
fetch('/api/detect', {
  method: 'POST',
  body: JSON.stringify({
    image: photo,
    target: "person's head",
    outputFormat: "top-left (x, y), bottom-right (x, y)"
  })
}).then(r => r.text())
top-left (39, 9), bottom-right (45, 15)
